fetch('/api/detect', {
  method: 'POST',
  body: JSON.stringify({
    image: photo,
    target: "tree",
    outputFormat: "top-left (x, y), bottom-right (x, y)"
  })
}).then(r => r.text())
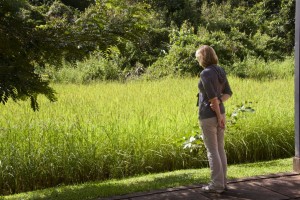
top-left (0, 0), bottom-right (158, 110)
top-left (28, 0), bottom-right (94, 10)
top-left (61, 0), bottom-right (94, 11)
top-left (142, 0), bottom-right (201, 28)
top-left (0, 0), bottom-right (57, 111)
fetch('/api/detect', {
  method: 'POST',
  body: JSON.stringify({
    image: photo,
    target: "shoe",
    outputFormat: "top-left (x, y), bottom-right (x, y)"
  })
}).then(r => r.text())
top-left (224, 185), bottom-right (228, 191)
top-left (201, 185), bottom-right (224, 194)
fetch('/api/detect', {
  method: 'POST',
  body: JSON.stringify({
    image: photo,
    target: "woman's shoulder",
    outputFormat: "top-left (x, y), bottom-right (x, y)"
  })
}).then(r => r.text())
top-left (200, 66), bottom-right (215, 77)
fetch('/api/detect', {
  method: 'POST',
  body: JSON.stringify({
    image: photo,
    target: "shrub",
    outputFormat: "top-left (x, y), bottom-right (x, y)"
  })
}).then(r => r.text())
top-left (46, 52), bottom-right (123, 84)
top-left (228, 56), bottom-right (294, 80)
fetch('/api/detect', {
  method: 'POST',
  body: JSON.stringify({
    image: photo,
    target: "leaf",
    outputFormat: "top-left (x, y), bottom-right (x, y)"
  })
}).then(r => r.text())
top-left (231, 112), bottom-right (238, 117)
top-left (183, 143), bottom-right (191, 149)
top-left (105, 3), bottom-right (113, 9)
top-left (189, 136), bottom-right (196, 142)
top-left (245, 108), bottom-right (255, 112)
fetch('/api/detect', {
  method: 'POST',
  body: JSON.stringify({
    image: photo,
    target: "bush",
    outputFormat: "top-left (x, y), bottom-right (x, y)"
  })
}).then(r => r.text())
top-left (145, 17), bottom-right (294, 80)
top-left (145, 0), bottom-right (295, 80)
top-left (145, 44), bottom-right (200, 79)
top-left (46, 52), bottom-right (123, 84)
top-left (145, 22), bottom-right (200, 79)
top-left (228, 56), bottom-right (294, 80)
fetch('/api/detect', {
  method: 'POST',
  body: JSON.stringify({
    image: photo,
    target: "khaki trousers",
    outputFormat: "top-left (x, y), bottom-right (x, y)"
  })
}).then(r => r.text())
top-left (200, 115), bottom-right (227, 189)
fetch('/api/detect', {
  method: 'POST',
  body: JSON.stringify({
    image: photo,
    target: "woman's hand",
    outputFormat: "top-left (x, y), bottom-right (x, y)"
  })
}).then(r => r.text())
top-left (209, 97), bottom-right (225, 128)
top-left (218, 115), bottom-right (225, 129)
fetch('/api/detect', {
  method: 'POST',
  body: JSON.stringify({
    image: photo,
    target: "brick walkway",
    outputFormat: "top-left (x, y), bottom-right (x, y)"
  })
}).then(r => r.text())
top-left (100, 172), bottom-right (300, 200)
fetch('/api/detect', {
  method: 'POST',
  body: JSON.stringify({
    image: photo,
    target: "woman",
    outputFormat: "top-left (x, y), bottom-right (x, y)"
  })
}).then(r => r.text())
top-left (195, 45), bottom-right (232, 193)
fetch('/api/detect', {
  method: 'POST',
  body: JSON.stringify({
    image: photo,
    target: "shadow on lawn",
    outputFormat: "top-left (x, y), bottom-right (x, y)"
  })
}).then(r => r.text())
top-left (5, 159), bottom-right (292, 200)
top-left (22, 172), bottom-right (210, 200)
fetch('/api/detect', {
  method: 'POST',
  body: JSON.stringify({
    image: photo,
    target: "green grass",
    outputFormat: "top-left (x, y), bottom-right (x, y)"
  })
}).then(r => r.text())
top-left (0, 77), bottom-right (294, 195)
top-left (2, 158), bottom-right (293, 200)
top-left (225, 77), bottom-right (294, 163)
top-left (230, 56), bottom-right (294, 80)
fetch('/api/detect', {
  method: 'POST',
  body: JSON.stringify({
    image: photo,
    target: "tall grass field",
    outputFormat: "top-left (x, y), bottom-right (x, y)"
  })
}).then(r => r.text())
top-left (0, 77), bottom-right (294, 195)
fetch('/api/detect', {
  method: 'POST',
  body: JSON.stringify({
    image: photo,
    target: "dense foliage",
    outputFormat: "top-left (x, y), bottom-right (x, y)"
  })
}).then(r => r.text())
top-left (0, 0), bottom-right (165, 108)
top-left (45, 0), bottom-right (296, 83)
top-left (0, 0), bottom-right (57, 111)
top-left (147, 0), bottom-right (295, 78)
top-left (0, 0), bottom-right (296, 104)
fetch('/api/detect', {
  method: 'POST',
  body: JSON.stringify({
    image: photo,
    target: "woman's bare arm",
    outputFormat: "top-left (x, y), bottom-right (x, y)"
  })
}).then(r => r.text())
top-left (210, 94), bottom-right (231, 111)
top-left (209, 97), bottom-right (225, 128)
top-left (219, 94), bottom-right (231, 103)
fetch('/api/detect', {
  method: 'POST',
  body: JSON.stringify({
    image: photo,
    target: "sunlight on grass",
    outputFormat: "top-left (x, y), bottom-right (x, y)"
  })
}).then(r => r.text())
top-left (2, 158), bottom-right (292, 200)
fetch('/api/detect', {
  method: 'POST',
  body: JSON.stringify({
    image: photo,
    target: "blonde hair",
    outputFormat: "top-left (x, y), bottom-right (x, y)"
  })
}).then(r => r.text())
top-left (195, 45), bottom-right (218, 68)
